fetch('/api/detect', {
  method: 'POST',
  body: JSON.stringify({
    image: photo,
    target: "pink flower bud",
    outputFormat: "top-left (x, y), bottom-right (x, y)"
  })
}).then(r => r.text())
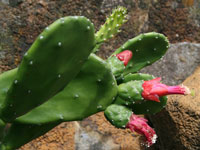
top-left (116, 50), bottom-right (132, 66)
top-left (142, 77), bottom-right (190, 102)
top-left (126, 114), bottom-right (157, 147)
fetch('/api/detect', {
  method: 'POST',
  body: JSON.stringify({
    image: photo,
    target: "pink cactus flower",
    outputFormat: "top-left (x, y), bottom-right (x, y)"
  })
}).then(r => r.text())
top-left (116, 50), bottom-right (132, 66)
top-left (126, 114), bottom-right (157, 147)
top-left (142, 77), bottom-right (190, 102)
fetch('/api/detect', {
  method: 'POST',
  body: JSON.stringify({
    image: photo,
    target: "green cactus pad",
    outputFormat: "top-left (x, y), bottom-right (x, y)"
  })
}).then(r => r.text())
top-left (123, 73), bottom-right (154, 83)
top-left (115, 74), bottom-right (167, 114)
top-left (114, 95), bottom-right (167, 115)
top-left (0, 16), bottom-right (95, 122)
top-left (131, 96), bottom-right (167, 114)
top-left (0, 119), bottom-right (6, 141)
top-left (118, 80), bottom-right (144, 102)
top-left (113, 96), bottom-right (131, 107)
top-left (112, 32), bottom-right (169, 76)
top-left (115, 73), bottom-right (154, 107)
top-left (95, 6), bottom-right (127, 44)
top-left (107, 55), bottom-right (125, 77)
top-left (0, 69), bottom-right (17, 104)
top-left (104, 104), bottom-right (132, 128)
top-left (93, 6), bottom-right (127, 53)
top-left (8, 54), bottom-right (117, 124)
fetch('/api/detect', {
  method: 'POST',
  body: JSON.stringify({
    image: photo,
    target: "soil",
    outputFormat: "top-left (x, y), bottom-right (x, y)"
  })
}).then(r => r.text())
top-left (21, 122), bottom-right (75, 150)
top-left (21, 112), bottom-right (148, 150)
top-left (147, 0), bottom-right (200, 43)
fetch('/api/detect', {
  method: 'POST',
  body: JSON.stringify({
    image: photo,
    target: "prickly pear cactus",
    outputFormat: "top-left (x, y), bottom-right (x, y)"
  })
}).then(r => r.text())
top-left (93, 6), bottom-right (127, 52)
top-left (0, 54), bottom-right (118, 123)
top-left (105, 104), bottom-right (132, 128)
top-left (0, 53), bottom-right (117, 149)
top-left (108, 32), bottom-right (169, 79)
top-left (0, 16), bottom-right (95, 122)
top-left (114, 73), bottom-right (168, 114)
top-left (0, 6), bottom-right (191, 150)
top-left (95, 6), bottom-right (127, 44)
top-left (15, 54), bottom-right (117, 124)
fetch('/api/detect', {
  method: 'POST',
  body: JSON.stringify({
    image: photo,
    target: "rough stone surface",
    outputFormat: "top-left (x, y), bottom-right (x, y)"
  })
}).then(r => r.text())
top-left (0, 0), bottom-right (9, 5)
top-left (188, 0), bottom-right (200, 27)
top-left (21, 113), bottom-right (147, 150)
top-left (141, 42), bottom-right (200, 85)
top-left (148, 67), bottom-right (200, 150)
top-left (148, 0), bottom-right (200, 43)
top-left (0, 0), bottom-right (199, 68)
top-left (75, 113), bottom-right (146, 150)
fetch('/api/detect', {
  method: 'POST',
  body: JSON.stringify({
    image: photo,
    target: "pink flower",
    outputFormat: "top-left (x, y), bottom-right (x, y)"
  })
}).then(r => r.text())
top-left (126, 114), bottom-right (157, 147)
top-left (116, 50), bottom-right (132, 66)
top-left (142, 77), bottom-right (190, 102)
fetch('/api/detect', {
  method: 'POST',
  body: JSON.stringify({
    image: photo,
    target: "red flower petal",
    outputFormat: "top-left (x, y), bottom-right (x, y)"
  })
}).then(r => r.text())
top-left (142, 77), bottom-right (190, 102)
top-left (116, 50), bottom-right (133, 66)
top-left (126, 114), bottom-right (157, 147)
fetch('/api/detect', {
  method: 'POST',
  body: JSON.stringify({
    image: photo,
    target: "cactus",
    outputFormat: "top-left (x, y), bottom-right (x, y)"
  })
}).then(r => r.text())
top-left (0, 16), bottom-right (95, 122)
top-left (104, 74), bottom-right (189, 146)
top-left (104, 104), bottom-right (157, 147)
top-left (0, 53), bottom-right (117, 149)
top-left (107, 32), bottom-right (169, 79)
top-left (0, 119), bottom-right (6, 141)
top-left (0, 7), bottom-right (191, 150)
top-left (93, 6), bottom-right (127, 52)
top-left (95, 6), bottom-right (127, 44)
top-left (104, 104), bottom-right (132, 128)
top-left (114, 73), bottom-right (168, 114)
top-left (15, 54), bottom-right (117, 124)
top-left (0, 54), bottom-right (117, 124)
top-left (107, 50), bottom-right (133, 77)
top-left (123, 73), bottom-right (154, 82)
top-left (118, 80), bottom-right (144, 102)
top-left (0, 51), bottom-right (190, 149)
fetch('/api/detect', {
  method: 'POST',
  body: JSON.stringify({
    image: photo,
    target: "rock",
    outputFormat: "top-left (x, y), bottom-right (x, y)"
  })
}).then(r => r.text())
top-left (0, 0), bottom-right (199, 65)
top-left (188, 0), bottom-right (200, 27)
top-left (149, 67), bottom-right (200, 150)
top-left (21, 113), bottom-right (147, 150)
top-left (148, 0), bottom-right (200, 43)
top-left (141, 42), bottom-right (200, 85)
top-left (0, 0), bottom-right (9, 5)
top-left (75, 112), bottom-right (146, 150)
top-left (75, 121), bottom-right (120, 150)
top-left (0, 3), bottom-right (16, 72)
top-left (9, 0), bottom-right (24, 7)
